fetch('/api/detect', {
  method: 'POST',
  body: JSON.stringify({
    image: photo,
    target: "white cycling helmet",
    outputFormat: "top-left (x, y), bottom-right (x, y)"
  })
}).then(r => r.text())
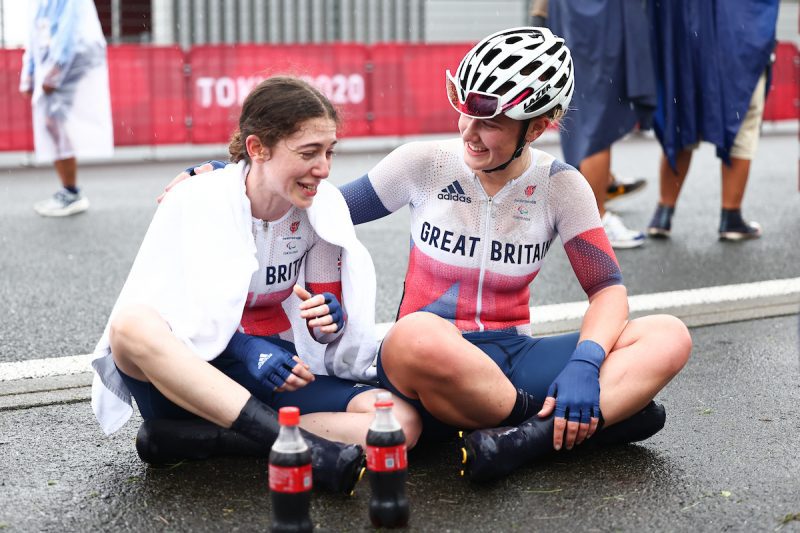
top-left (447, 26), bottom-right (574, 120)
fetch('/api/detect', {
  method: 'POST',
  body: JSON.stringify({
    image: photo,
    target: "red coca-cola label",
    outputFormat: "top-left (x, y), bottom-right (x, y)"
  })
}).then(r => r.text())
top-left (269, 464), bottom-right (312, 493)
top-left (366, 445), bottom-right (408, 472)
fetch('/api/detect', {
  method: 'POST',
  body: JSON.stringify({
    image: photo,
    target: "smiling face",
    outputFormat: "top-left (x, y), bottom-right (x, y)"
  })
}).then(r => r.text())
top-left (458, 113), bottom-right (525, 173)
top-left (457, 113), bottom-right (550, 182)
top-left (246, 116), bottom-right (338, 219)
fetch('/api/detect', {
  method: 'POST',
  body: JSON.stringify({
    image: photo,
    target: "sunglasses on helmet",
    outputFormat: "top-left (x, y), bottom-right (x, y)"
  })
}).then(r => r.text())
top-left (446, 70), bottom-right (532, 120)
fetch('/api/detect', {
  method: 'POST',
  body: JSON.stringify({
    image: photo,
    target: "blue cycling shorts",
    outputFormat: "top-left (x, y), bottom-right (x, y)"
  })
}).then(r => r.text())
top-left (117, 336), bottom-right (377, 421)
top-left (376, 330), bottom-right (580, 442)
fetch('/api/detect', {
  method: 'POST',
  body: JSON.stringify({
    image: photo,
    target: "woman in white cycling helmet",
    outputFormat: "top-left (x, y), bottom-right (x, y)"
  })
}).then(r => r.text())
top-left (175, 27), bottom-right (692, 482)
top-left (339, 26), bottom-right (691, 481)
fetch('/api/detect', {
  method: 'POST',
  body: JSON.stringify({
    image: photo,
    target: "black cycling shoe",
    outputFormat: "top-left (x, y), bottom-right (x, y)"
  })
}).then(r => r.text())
top-left (135, 418), bottom-right (365, 495)
top-left (588, 401), bottom-right (666, 448)
top-left (647, 204), bottom-right (675, 238)
top-left (135, 418), bottom-right (263, 464)
top-left (460, 402), bottom-right (667, 483)
top-left (461, 414), bottom-right (555, 483)
top-left (303, 432), bottom-right (366, 496)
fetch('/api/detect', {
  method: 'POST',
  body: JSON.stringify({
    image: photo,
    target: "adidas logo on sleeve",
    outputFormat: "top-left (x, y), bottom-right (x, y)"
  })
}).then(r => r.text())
top-left (438, 180), bottom-right (472, 203)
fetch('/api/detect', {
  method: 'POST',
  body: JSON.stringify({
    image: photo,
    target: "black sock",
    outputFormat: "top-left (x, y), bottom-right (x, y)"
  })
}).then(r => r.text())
top-left (229, 395), bottom-right (281, 450)
top-left (64, 186), bottom-right (79, 194)
top-left (500, 388), bottom-right (543, 427)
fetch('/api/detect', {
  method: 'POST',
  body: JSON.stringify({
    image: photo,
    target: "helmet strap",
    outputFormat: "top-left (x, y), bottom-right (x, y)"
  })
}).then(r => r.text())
top-left (483, 119), bottom-right (532, 173)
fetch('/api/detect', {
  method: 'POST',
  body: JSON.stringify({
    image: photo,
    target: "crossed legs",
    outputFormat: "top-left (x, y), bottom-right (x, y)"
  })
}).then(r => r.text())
top-left (109, 303), bottom-right (421, 447)
top-left (380, 311), bottom-right (691, 431)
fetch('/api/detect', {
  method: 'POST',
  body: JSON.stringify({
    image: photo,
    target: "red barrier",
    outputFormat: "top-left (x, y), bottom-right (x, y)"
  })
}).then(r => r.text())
top-left (1, 41), bottom-right (796, 153)
top-left (187, 44), bottom-right (370, 143)
top-left (108, 45), bottom-right (187, 145)
top-left (0, 49), bottom-right (34, 151)
top-left (763, 42), bottom-right (799, 121)
top-left (369, 43), bottom-right (471, 136)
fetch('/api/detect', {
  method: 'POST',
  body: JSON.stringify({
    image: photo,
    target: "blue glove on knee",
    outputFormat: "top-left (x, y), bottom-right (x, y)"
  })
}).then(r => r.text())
top-left (546, 340), bottom-right (605, 424)
top-left (225, 331), bottom-right (296, 389)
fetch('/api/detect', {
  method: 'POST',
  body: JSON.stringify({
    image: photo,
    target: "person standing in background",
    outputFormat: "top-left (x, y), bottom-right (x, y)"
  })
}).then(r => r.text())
top-left (19, 0), bottom-right (113, 217)
top-left (548, 0), bottom-right (657, 249)
top-left (646, 0), bottom-right (779, 241)
top-left (528, 0), bottom-right (548, 27)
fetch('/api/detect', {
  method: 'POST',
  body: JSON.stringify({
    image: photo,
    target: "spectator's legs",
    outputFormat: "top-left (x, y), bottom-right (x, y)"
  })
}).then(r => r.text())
top-left (580, 148), bottom-right (611, 216)
top-left (658, 149), bottom-right (693, 207)
top-left (719, 157), bottom-right (762, 239)
top-left (584, 147), bottom-right (645, 248)
top-left (54, 157), bottom-right (77, 190)
top-left (721, 158), bottom-right (751, 209)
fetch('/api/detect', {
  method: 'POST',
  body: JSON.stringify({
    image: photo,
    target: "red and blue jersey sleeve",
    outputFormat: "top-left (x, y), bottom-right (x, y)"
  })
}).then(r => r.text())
top-left (549, 161), bottom-right (623, 297)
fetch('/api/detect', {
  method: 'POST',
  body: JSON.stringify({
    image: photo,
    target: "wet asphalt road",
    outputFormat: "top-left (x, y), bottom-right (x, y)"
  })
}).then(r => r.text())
top-left (0, 131), bottom-right (799, 531)
top-left (1, 315), bottom-right (798, 532)
top-left (0, 132), bottom-right (798, 362)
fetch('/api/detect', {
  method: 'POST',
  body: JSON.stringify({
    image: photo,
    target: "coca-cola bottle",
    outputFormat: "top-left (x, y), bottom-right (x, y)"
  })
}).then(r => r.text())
top-left (366, 392), bottom-right (409, 528)
top-left (269, 407), bottom-right (313, 533)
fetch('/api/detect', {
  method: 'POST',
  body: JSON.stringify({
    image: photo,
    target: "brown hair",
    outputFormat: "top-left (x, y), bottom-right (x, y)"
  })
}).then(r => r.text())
top-left (228, 76), bottom-right (339, 163)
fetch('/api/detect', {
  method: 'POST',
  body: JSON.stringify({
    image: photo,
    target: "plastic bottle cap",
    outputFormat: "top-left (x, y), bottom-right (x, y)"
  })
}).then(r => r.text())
top-left (278, 406), bottom-right (300, 426)
top-left (374, 391), bottom-right (393, 408)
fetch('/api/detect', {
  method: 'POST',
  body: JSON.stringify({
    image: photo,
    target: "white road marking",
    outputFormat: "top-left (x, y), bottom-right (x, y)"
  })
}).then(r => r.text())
top-left (1, 278), bottom-right (798, 382)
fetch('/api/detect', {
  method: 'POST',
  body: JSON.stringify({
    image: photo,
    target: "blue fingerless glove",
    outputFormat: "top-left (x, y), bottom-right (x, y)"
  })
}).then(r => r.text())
top-left (546, 340), bottom-right (605, 423)
top-left (321, 292), bottom-right (345, 332)
top-left (183, 159), bottom-right (227, 175)
top-left (224, 331), bottom-right (295, 389)
top-left (308, 292), bottom-right (346, 343)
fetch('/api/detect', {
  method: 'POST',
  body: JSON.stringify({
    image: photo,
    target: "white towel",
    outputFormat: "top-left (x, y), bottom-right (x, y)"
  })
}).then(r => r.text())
top-left (91, 162), bottom-right (378, 435)
top-left (285, 178), bottom-right (378, 383)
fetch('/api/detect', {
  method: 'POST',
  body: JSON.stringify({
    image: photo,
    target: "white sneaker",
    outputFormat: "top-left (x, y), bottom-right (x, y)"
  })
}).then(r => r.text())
top-left (602, 211), bottom-right (645, 249)
top-left (33, 188), bottom-right (90, 217)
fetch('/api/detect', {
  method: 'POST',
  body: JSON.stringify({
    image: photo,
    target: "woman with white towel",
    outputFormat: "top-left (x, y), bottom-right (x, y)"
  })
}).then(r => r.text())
top-left (90, 77), bottom-right (420, 494)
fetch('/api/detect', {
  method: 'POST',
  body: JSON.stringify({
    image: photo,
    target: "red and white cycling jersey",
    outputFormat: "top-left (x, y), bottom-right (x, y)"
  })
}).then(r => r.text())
top-left (343, 139), bottom-right (622, 335)
top-left (241, 206), bottom-right (342, 340)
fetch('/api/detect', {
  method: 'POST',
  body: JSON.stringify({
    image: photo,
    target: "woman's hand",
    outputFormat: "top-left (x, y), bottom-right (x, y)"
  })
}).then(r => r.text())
top-left (275, 355), bottom-right (315, 392)
top-left (537, 340), bottom-right (604, 451)
top-left (294, 285), bottom-right (345, 335)
top-left (226, 331), bottom-right (314, 392)
top-left (156, 161), bottom-right (222, 203)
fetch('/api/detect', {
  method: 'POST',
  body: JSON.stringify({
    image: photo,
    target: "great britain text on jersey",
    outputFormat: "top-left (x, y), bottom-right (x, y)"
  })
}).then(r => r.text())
top-left (420, 221), bottom-right (553, 264)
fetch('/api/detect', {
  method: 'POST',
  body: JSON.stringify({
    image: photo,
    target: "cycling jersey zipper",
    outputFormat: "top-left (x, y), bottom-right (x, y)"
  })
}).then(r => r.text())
top-left (249, 219), bottom-right (271, 307)
top-left (475, 195), bottom-right (492, 331)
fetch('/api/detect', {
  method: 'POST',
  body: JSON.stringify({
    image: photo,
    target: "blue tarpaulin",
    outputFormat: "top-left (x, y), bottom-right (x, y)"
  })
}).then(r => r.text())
top-left (649, 0), bottom-right (779, 169)
top-left (549, 0), bottom-right (656, 167)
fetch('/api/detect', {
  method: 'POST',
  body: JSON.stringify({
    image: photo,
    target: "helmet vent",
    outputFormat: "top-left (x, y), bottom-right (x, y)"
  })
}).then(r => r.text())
top-left (461, 64), bottom-right (472, 84)
top-left (520, 60), bottom-right (543, 76)
top-left (540, 66), bottom-right (557, 81)
top-left (505, 36), bottom-right (523, 45)
top-left (555, 73), bottom-right (568, 88)
top-left (478, 76), bottom-right (497, 92)
top-left (497, 81), bottom-right (516, 96)
top-left (546, 42), bottom-right (562, 55)
top-left (481, 48), bottom-right (502, 65)
top-left (498, 55), bottom-right (521, 70)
